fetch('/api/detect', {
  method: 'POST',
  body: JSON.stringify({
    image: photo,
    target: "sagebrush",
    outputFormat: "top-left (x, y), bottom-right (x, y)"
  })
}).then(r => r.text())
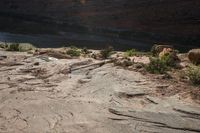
top-left (66, 46), bottom-right (81, 57)
top-left (124, 49), bottom-right (136, 57)
top-left (100, 46), bottom-right (114, 59)
top-left (186, 65), bottom-right (200, 85)
top-left (145, 57), bottom-right (169, 74)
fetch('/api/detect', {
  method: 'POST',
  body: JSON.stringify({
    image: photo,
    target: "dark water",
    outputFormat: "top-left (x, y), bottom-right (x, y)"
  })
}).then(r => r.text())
top-left (0, 32), bottom-right (196, 52)
top-left (0, 32), bottom-right (152, 51)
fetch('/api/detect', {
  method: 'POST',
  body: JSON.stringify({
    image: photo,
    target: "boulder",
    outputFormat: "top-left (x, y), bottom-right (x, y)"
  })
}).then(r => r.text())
top-left (151, 44), bottom-right (173, 56)
top-left (188, 49), bottom-right (200, 65)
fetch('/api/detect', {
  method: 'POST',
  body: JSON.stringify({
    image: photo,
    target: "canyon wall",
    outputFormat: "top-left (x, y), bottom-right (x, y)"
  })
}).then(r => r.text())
top-left (0, 0), bottom-right (199, 45)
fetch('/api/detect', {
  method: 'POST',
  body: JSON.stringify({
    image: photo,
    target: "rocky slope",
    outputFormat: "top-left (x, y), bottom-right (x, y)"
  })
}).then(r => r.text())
top-left (0, 0), bottom-right (200, 46)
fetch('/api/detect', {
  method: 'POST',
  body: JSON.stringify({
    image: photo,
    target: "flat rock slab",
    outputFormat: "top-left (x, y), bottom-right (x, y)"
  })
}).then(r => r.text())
top-left (173, 105), bottom-right (200, 116)
top-left (115, 90), bottom-right (146, 99)
top-left (109, 107), bottom-right (200, 133)
top-left (146, 96), bottom-right (160, 104)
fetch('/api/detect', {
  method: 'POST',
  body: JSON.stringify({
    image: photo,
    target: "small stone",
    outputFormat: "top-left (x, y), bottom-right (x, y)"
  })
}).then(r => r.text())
top-left (116, 90), bottom-right (146, 98)
top-left (78, 79), bottom-right (91, 84)
top-left (33, 62), bottom-right (40, 66)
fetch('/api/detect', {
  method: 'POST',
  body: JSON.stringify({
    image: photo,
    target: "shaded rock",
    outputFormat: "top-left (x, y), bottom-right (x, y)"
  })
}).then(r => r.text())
top-left (33, 62), bottom-right (39, 66)
top-left (0, 55), bottom-right (7, 60)
top-left (115, 90), bottom-right (146, 98)
top-left (173, 105), bottom-right (200, 116)
top-left (188, 49), bottom-right (200, 65)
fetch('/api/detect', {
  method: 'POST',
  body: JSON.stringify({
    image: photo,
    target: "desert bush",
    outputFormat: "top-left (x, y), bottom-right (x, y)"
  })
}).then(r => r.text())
top-left (186, 65), bottom-right (200, 85)
top-left (6, 43), bottom-right (20, 51)
top-left (151, 44), bottom-right (157, 56)
top-left (124, 49), bottom-right (136, 57)
top-left (66, 46), bottom-right (81, 57)
top-left (145, 57), bottom-right (168, 74)
top-left (0, 44), bottom-right (5, 48)
top-left (19, 44), bottom-right (35, 52)
top-left (0, 43), bottom-right (9, 49)
top-left (100, 46), bottom-right (114, 59)
top-left (114, 57), bottom-right (133, 67)
top-left (6, 43), bottom-right (35, 52)
top-left (160, 53), bottom-right (177, 67)
top-left (125, 49), bottom-right (151, 57)
top-left (146, 51), bottom-right (179, 74)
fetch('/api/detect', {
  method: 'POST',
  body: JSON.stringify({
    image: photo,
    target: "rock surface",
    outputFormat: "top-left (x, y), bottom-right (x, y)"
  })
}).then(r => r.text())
top-left (0, 50), bottom-right (200, 133)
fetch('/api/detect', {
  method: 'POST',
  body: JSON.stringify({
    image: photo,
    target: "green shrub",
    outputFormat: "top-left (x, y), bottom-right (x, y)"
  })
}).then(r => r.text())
top-left (66, 46), bottom-right (81, 57)
top-left (19, 44), bottom-right (35, 52)
top-left (151, 44), bottom-right (158, 56)
top-left (7, 43), bottom-right (20, 51)
top-left (145, 57), bottom-right (168, 74)
top-left (5, 43), bottom-right (35, 52)
top-left (186, 65), bottom-right (200, 85)
top-left (0, 44), bottom-right (5, 48)
top-left (124, 49), bottom-right (136, 57)
top-left (160, 53), bottom-right (177, 67)
top-left (0, 44), bottom-right (9, 49)
top-left (100, 46), bottom-right (114, 59)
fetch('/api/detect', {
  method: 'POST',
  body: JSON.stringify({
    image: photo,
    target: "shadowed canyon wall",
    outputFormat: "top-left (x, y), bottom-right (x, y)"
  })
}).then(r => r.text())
top-left (0, 0), bottom-right (199, 46)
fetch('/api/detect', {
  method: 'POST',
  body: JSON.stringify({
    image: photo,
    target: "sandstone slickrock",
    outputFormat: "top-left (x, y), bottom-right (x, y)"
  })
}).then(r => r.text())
top-left (109, 107), bottom-right (200, 133)
top-left (0, 50), bottom-right (200, 133)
